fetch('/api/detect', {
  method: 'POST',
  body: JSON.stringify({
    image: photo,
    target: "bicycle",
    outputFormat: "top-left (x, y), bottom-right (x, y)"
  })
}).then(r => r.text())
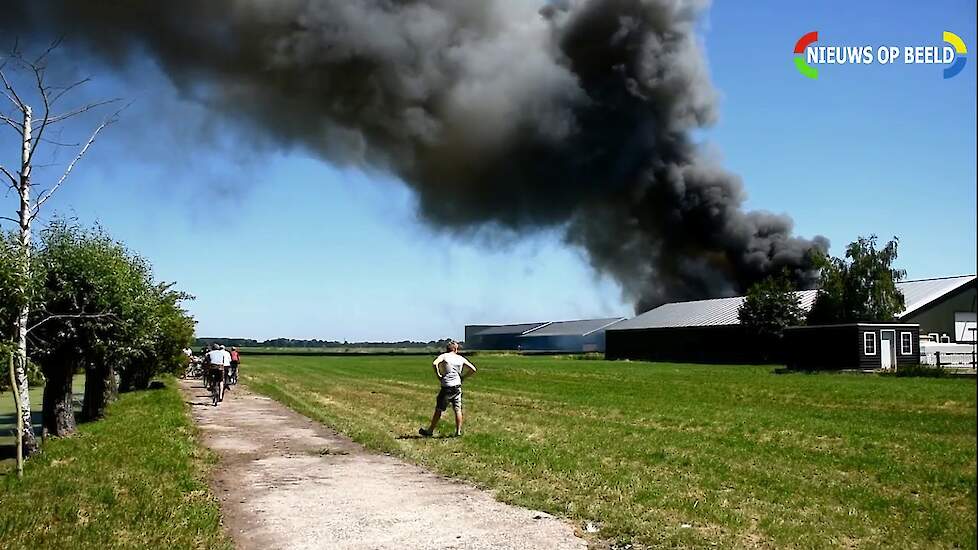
top-left (206, 366), bottom-right (224, 406)
top-left (226, 363), bottom-right (238, 387)
top-left (183, 360), bottom-right (203, 379)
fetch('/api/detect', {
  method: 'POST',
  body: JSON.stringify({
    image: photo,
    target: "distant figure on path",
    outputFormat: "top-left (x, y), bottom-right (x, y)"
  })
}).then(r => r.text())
top-left (419, 341), bottom-right (476, 437)
top-left (228, 346), bottom-right (240, 385)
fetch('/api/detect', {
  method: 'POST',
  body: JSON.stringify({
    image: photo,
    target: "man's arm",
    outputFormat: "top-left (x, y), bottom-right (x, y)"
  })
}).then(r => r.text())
top-left (432, 356), bottom-right (444, 379)
top-left (461, 358), bottom-right (476, 380)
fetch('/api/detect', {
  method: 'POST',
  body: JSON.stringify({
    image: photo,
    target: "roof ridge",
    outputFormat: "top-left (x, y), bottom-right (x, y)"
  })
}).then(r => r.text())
top-left (900, 274), bottom-right (976, 283)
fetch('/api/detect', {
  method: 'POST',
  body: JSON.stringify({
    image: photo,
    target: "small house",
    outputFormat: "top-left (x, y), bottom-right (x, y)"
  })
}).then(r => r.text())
top-left (783, 323), bottom-right (921, 371)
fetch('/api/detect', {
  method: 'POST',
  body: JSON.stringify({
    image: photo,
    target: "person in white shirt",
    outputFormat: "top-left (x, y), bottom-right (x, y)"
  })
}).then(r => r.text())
top-left (419, 341), bottom-right (476, 437)
top-left (204, 344), bottom-right (232, 399)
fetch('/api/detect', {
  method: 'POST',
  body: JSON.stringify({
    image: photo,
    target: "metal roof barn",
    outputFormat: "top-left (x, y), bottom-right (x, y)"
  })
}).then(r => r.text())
top-left (606, 275), bottom-right (976, 364)
top-left (610, 276), bottom-right (975, 331)
top-left (463, 322), bottom-right (548, 351)
top-left (518, 317), bottom-right (626, 353)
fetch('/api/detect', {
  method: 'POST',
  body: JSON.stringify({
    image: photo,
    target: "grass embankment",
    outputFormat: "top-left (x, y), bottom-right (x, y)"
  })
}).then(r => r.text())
top-left (0, 377), bottom-right (230, 549)
top-left (243, 355), bottom-right (976, 549)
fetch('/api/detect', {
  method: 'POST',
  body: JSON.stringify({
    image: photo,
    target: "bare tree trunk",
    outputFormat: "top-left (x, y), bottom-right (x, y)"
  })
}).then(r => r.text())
top-left (82, 363), bottom-right (117, 421)
top-left (41, 360), bottom-right (76, 437)
top-left (7, 352), bottom-right (24, 477)
top-left (13, 105), bottom-right (38, 457)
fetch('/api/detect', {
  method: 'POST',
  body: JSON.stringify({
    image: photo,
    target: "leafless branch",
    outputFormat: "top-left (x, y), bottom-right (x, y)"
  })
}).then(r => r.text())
top-left (50, 77), bottom-right (92, 105)
top-left (32, 37), bottom-right (63, 67)
top-left (0, 112), bottom-right (23, 132)
top-left (31, 103), bottom-right (128, 217)
top-left (0, 52), bottom-right (27, 112)
top-left (0, 164), bottom-right (17, 187)
top-left (27, 312), bottom-right (116, 334)
top-left (0, 63), bottom-right (26, 111)
top-left (26, 62), bottom-right (52, 166)
top-left (39, 136), bottom-right (80, 147)
top-left (46, 98), bottom-right (121, 125)
top-left (0, 215), bottom-right (19, 224)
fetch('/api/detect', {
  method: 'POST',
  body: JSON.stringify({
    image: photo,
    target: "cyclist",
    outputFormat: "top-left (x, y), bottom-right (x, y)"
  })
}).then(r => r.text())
top-left (228, 346), bottom-right (240, 386)
top-left (204, 343), bottom-right (229, 405)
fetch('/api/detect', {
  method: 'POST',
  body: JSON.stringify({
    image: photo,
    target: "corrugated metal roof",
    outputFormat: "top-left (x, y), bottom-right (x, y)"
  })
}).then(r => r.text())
top-left (608, 275), bottom-right (975, 331)
top-left (519, 317), bottom-right (626, 338)
top-left (899, 275), bottom-right (975, 315)
top-left (471, 322), bottom-right (548, 336)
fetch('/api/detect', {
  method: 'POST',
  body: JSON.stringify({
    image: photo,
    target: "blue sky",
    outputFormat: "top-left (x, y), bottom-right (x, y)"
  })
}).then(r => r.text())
top-left (2, 1), bottom-right (975, 341)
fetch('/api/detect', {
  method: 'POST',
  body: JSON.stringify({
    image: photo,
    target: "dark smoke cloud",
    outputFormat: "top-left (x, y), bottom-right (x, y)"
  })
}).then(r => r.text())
top-left (5, 0), bottom-right (828, 311)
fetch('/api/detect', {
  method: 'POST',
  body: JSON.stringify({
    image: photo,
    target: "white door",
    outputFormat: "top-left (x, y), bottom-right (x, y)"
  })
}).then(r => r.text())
top-left (954, 312), bottom-right (976, 343)
top-left (879, 330), bottom-right (896, 370)
top-left (880, 339), bottom-right (892, 370)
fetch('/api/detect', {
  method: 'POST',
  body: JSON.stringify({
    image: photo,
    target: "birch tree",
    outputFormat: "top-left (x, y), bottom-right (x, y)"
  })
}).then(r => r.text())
top-left (0, 42), bottom-right (120, 460)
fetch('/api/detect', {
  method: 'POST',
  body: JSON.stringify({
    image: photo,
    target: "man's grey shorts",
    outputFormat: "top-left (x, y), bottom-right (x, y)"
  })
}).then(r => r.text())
top-left (435, 385), bottom-right (462, 412)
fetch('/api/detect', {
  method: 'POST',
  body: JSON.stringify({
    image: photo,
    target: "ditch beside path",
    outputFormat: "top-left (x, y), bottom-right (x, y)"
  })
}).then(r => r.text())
top-left (178, 378), bottom-right (588, 550)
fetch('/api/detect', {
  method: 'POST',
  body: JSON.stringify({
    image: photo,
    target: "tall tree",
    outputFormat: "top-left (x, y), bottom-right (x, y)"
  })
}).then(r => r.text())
top-left (738, 272), bottom-right (805, 360)
top-left (807, 235), bottom-right (906, 325)
top-left (0, 44), bottom-right (120, 458)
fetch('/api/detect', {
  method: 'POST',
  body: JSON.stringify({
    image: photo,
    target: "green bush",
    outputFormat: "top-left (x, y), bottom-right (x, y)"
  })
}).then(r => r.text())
top-left (885, 363), bottom-right (948, 378)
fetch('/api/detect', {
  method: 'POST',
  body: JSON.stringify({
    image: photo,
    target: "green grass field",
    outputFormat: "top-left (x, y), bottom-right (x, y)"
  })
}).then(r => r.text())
top-left (0, 377), bottom-right (230, 549)
top-left (239, 346), bottom-right (441, 355)
top-left (243, 354), bottom-right (977, 549)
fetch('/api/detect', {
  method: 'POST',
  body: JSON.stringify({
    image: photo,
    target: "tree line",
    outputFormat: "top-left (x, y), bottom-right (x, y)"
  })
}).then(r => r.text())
top-left (195, 337), bottom-right (454, 349)
top-left (1, 221), bottom-right (194, 445)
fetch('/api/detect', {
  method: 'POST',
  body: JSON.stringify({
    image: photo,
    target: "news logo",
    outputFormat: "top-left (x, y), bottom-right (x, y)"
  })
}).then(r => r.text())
top-left (793, 31), bottom-right (967, 79)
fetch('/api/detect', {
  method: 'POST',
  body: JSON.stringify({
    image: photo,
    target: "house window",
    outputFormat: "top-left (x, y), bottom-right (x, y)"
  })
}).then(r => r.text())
top-left (863, 332), bottom-right (877, 355)
top-left (900, 332), bottom-right (913, 355)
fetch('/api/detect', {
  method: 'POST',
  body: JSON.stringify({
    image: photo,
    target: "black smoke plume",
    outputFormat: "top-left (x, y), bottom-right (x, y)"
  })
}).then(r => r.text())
top-left (5, 0), bottom-right (828, 312)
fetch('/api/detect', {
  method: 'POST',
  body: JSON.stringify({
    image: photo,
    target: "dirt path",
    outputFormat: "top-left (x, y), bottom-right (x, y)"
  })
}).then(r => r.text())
top-left (179, 379), bottom-right (588, 550)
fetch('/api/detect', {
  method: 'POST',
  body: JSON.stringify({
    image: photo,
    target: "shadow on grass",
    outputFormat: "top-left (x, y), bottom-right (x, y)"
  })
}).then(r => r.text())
top-left (0, 409), bottom-right (43, 461)
top-left (395, 433), bottom-right (461, 440)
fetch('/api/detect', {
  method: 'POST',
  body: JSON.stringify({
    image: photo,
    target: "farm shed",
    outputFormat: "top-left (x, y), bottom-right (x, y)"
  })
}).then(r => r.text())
top-left (602, 294), bottom-right (814, 363)
top-left (606, 275), bottom-right (975, 364)
top-left (517, 317), bottom-right (626, 353)
top-left (783, 323), bottom-right (921, 371)
top-left (463, 322), bottom-right (547, 351)
top-left (898, 275), bottom-right (976, 343)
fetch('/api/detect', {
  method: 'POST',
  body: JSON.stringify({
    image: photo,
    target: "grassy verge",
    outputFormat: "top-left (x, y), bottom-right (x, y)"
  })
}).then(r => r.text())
top-left (0, 376), bottom-right (231, 549)
top-left (243, 355), bottom-right (976, 549)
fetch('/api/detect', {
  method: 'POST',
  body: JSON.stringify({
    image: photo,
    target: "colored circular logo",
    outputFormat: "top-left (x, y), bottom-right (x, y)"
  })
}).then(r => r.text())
top-left (793, 31), bottom-right (819, 79)
top-left (943, 31), bottom-right (967, 79)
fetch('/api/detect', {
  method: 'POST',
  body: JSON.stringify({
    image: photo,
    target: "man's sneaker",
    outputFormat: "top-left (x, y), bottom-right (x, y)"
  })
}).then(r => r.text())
top-left (419, 428), bottom-right (433, 437)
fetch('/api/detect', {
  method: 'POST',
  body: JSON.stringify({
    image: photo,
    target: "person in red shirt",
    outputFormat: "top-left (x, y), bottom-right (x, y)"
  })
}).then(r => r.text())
top-left (228, 347), bottom-right (240, 386)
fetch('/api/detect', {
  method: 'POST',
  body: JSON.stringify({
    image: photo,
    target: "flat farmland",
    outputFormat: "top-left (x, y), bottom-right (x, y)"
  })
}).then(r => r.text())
top-left (242, 354), bottom-right (976, 549)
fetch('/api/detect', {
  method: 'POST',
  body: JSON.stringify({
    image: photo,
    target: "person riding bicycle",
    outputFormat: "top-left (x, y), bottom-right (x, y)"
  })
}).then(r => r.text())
top-left (204, 344), bottom-right (229, 396)
top-left (228, 346), bottom-right (240, 386)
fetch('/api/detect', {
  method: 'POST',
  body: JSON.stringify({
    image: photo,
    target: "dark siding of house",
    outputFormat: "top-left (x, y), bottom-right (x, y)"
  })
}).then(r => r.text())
top-left (785, 324), bottom-right (920, 370)
top-left (785, 325), bottom-right (861, 370)
top-left (857, 327), bottom-right (882, 369)
top-left (605, 325), bottom-right (770, 364)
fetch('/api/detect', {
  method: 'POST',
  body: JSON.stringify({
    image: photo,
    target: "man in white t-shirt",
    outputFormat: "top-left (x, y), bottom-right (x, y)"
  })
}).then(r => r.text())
top-left (204, 344), bottom-right (232, 397)
top-left (419, 340), bottom-right (476, 437)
